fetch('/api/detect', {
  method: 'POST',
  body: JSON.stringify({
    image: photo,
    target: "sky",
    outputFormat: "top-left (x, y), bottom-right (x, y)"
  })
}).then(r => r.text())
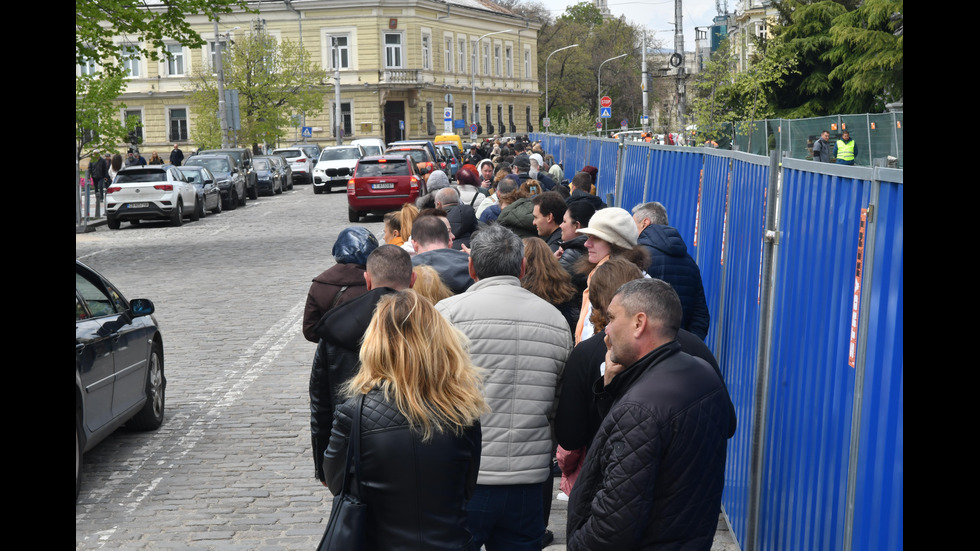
top-left (535, 0), bottom-right (724, 53)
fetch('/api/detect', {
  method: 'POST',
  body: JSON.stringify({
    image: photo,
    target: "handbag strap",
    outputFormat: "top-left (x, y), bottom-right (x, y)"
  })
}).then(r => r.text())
top-left (338, 393), bottom-right (364, 497)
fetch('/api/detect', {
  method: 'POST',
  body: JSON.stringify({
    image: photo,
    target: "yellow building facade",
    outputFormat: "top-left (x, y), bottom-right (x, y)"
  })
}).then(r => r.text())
top-left (107, 0), bottom-right (542, 153)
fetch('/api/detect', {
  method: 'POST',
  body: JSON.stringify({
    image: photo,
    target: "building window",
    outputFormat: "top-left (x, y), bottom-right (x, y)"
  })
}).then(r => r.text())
top-left (524, 47), bottom-right (531, 79)
top-left (461, 103), bottom-right (467, 126)
top-left (505, 45), bottom-right (513, 77)
top-left (422, 32), bottom-right (431, 70)
top-left (458, 38), bottom-right (466, 74)
top-left (123, 109), bottom-right (143, 144)
top-left (444, 36), bottom-right (454, 73)
top-left (329, 35), bottom-right (350, 70)
top-left (169, 108), bottom-right (188, 141)
top-left (122, 46), bottom-right (140, 78)
top-left (384, 32), bottom-right (403, 68)
top-left (332, 102), bottom-right (352, 137)
top-left (79, 57), bottom-right (98, 76)
top-left (497, 104), bottom-right (504, 133)
top-left (508, 104), bottom-right (515, 133)
top-left (483, 43), bottom-right (490, 75)
top-left (526, 105), bottom-right (533, 132)
top-left (207, 40), bottom-right (228, 72)
top-left (494, 44), bottom-right (502, 76)
top-left (166, 43), bottom-right (185, 76)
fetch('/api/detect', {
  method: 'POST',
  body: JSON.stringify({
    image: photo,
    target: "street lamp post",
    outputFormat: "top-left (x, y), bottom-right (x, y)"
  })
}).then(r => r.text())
top-left (598, 53), bottom-right (628, 135)
top-left (544, 43), bottom-right (579, 134)
top-left (471, 29), bottom-right (513, 142)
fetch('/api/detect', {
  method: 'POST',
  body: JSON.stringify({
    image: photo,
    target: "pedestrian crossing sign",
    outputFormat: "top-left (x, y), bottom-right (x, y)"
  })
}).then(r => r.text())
top-left (600, 107), bottom-right (611, 119)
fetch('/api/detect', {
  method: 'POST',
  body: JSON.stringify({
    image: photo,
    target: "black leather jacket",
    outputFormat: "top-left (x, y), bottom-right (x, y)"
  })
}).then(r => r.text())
top-left (324, 388), bottom-right (482, 550)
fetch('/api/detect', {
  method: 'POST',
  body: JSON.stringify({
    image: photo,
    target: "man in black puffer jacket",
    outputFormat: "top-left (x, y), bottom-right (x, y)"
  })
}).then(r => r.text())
top-left (308, 245), bottom-right (414, 483)
top-left (566, 279), bottom-right (733, 551)
top-left (632, 201), bottom-right (710, 339)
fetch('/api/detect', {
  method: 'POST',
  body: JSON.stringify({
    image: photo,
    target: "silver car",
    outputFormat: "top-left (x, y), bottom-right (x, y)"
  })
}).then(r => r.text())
top-left (105, 165), bottom-right (200, 229)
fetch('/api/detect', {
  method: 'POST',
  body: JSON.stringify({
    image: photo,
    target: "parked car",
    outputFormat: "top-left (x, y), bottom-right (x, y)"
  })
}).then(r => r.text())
top-left (251, 157), bottom-right (283, 196)
top-left (347, 154), bottom-right (426, 222)
top-left (272, 147), bottom-right (314, 185)
top-left (265, 154), bottom-right (293, 190)
top-left (435, 143), bottom-right (461, 179)
top-left (76, 260), bottom-right (166, 500)
top-left (183, 154), bottom-right (246, 210)
top-left (197, 148), bottom-right (258, 200)
top-left (289, 143), bottom-right (321, 163)
top-left (351, 137), bottom-right (386, 157)
top-left (387, 140), bottom-right (439, 165)
top-left (105, 165), bottom-right (200, 229)
top-left (384, 143), bottom-right (437, 180)
top-left (313, 144), bottom-right (365, 194)
top-left (177, 166), bottom-right (223, 215)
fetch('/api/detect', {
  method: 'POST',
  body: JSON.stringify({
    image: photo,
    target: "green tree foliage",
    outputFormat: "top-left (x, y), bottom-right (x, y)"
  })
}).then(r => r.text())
top-left (537, 2), bottom-right (653, 133)
top-left (76, 74), bottom-right (139, 162)
top-left (689, 38), bottom-right (738, 144)
top-left (188, 32), bottom-right (327, 150)
top-left (826, 0), bottom-right (903, 110)
top-left (76, 0), bottom-right (251, 76)
top-left (769, 0), bottom-right (902, 116)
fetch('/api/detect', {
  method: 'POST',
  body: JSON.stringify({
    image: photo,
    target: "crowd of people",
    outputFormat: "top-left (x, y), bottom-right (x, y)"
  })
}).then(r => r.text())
top-left (304, 135), bottom-right (736, 551)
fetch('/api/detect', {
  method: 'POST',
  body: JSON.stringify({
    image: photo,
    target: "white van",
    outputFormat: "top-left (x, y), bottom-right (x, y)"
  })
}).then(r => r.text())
top-left (351, 138), bottom-right (386, 157)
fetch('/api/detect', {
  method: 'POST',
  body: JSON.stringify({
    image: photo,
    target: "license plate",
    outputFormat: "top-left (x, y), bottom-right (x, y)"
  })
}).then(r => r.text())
top-left (372, 183), bottom-right (395, 189)
top-left (128, 202), bottom-right (149, 208)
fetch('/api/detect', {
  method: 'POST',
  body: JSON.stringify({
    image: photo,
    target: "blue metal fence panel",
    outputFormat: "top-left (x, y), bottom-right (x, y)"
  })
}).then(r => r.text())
top-left (717, 153), bottom-right (771, 547)
top-left (851, 178), bottom-right (903, 551)
top-left (761, 168), bottom-right (871, 551)
top-left (644, 147), bottom-right (708, 248)
top-left (619, 142), bottom-right (650, 209)
top-left (595, 140), bottom-right (620, 200)
top-left (566, 136), bottom-right (589, 176)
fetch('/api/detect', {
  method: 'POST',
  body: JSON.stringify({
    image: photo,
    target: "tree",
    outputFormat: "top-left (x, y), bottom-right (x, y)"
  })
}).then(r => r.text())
top-left (825, 0), bottom-right (903, 110)
top-left (188, 32), bottom-right (327, 150)
top-left (76, 0), bottom-right (251, 76)
top-left (76, 74), bottom-right (139, 162)
top-left (689, 38), bottom-right (738, 145)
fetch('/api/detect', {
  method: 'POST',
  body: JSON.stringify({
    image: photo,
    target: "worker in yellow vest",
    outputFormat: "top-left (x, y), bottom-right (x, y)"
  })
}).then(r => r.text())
top-left (835, 130), bottom-right (856, 165)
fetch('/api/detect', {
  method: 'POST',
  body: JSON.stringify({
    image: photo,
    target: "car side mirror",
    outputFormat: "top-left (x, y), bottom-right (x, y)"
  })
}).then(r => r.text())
top-left (130, 298), bottom-right (155, 317)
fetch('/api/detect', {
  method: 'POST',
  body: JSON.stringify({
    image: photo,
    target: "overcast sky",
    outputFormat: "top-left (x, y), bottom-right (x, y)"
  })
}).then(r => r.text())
top-left (534, 0), bottom-right (724, 52)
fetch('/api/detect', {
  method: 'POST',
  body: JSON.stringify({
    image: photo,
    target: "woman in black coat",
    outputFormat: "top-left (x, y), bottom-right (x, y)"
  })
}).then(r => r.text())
top-left (323, 290), bottom-right (489, 550)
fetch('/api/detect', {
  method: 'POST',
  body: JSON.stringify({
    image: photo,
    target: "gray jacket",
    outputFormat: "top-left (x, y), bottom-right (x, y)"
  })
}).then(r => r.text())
top-left (436, 276), bottom-right (572, 485)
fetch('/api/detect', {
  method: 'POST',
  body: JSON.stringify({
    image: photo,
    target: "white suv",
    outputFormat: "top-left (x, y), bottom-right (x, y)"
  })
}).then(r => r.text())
top-left (105, 166), bottom-right (200, 229)
top-left (312, 145), bottom-right (365, 194)
top-left (273, 148), bottom-right (314, 185)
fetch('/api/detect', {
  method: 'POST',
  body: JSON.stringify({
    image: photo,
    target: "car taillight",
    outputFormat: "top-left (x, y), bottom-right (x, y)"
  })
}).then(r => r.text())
top-left (106, 186), bottom-right (121, 194)
top-left (347, 179), bottom-right (355, 193)
top-left (298, 157), bottom-right (307, 163)
top-left (410, 176), bottom-right (419, 189)
top-left (153, 184), bottom-right (174, 191)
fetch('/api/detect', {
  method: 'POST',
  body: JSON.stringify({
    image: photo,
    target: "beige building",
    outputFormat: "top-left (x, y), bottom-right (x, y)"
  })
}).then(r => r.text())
top-left (731, 0), bottom-right (778, 73)
top-left (97, 0), bottom-right (542, 153)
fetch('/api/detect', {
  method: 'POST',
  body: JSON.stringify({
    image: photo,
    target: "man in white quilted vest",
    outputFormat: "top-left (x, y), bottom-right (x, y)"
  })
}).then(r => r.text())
top-left (436, 223), bottom-right (572, 550)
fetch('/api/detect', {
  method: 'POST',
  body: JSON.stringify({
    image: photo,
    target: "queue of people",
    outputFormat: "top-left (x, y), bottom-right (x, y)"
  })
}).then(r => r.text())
top-left (303, 136), bottom-right (735, 551)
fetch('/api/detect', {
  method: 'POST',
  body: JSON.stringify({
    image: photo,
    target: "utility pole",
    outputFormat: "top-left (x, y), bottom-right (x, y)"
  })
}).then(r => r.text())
top-left (675, 0), bottom-right (687, 124)
top-left (642, 31), bottom-right (649, 134)
top-left (333, 37), bottom-right (342, 145)
top-left (214, 20), bottom-right (230, 148)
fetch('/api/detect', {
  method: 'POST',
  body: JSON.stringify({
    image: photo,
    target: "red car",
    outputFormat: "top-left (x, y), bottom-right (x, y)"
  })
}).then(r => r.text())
top-left (347, 155), bottom-right (427, 222)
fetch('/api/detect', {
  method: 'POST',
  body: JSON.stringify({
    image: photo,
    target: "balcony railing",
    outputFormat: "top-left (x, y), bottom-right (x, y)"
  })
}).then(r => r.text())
top-left (381, 69), bottom-right (420, 84)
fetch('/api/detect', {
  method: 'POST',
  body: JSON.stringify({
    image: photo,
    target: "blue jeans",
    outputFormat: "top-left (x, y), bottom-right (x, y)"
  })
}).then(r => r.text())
top-left (466, 483), bottom-right (545, 551)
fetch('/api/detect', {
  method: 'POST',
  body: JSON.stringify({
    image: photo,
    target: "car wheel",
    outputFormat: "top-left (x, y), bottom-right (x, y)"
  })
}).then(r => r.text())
top-left (129, 343), bottom-right (165, 430)
top-left (190, 197), bottom-right (202, 222)
top-left (239, 187), bottom-right (247, 206)
top-left (248, 180), bottom-right (258, 200)
top-left (275, 180), bottom-right (282, 194)
top-left (212, 196), bottom-right (222, 214)
top-left (226, 191), bottom-right (238, 210)
top-left (76, 412), bottom-right (83, 501)
top-left (348, 208), bottom-right (360, 223)
top-left (106, 216), bottom-right (120, 230)
top-left (313, 187), bottom-right (321, 195)
top-left (170, 201), bottom-right (184, 227)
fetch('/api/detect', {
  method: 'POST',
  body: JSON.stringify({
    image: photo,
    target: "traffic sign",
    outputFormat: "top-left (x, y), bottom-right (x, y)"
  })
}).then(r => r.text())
top-left (596, 121), bottom-right (603, 130)
top-left (600, 96), bottom-right (612, 108)
top-left (620, 119), bottom-right (628, 129)
top-left (399, 120), bottom-right (405, 130)
top-left (543, 117), bottom-right (551, 128)
top-left (600, 107), bottom-right (612, 119)
top-left (470, 123), bottom-right (478, 133)
top-left (443, 107), bottom-right (453, 121)
top-left (301, 126), bottom-right (313, 138)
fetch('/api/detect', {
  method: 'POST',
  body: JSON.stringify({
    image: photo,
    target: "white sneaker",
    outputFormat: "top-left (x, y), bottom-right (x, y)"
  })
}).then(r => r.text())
top-left (556, 491), bottom-right (569, 501)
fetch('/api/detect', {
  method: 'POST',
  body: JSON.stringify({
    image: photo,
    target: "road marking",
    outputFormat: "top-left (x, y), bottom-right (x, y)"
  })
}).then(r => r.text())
top-left (76, 300), bottom-right (305, 546)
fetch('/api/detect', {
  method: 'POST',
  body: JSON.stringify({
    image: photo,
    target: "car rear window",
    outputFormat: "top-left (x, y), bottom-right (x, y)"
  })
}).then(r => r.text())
top-left (356, 160), bottom-right (410, 177)
top-left (253, 159), bottom-right (270, 170)
top-left (388, 149), bottom-right (427, 163)
top-left (186, 158), bottom-right (230, 174)
top-left (116, 170), bottom-right (168, 183)
top-left (274, 149), bottom-right (302, 159)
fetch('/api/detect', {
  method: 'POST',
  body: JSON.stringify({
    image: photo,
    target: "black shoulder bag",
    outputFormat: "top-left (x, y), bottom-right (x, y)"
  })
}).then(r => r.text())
top-left (317, 393), bottom-right (367, 550)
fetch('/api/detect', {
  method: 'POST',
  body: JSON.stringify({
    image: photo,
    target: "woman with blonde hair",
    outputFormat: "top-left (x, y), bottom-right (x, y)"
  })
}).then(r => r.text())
top-left (521, 237), bottom-right (579, 333)
top-left (383, 202), bottom-right (419, 248)
top-left (412, 264), bottom-right (453, 305)
top-left (323, 290), bottom-right (488, 549)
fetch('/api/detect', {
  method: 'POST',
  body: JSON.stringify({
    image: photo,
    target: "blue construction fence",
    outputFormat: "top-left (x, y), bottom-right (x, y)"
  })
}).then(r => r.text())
top-left (532, 133), bottom-right (904, 551)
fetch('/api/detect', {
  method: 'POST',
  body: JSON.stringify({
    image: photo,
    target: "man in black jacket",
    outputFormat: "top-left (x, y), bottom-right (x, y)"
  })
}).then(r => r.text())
top-left (308, 245), bottom-right (415, 484)
top-left (566, 279), bottom-right (733, 550)
top-left (632, 201), bottom-right (710, 339)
